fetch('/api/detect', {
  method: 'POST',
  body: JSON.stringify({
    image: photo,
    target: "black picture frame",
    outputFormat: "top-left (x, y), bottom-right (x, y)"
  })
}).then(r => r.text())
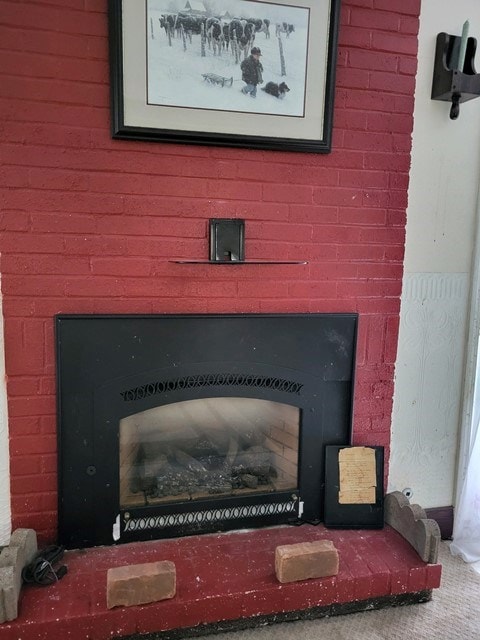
top-left (108, 0), bottom-right (340, 153)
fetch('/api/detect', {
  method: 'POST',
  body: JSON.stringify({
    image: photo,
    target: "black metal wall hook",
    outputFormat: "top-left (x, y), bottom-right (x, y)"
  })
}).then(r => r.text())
top-left (431, 32), bottom-right (480, 119)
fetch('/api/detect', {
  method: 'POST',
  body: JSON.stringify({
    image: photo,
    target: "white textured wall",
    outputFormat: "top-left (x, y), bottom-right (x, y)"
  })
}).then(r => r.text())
top-left (389, 1), bottom-right (480, 507)
top-left (0, 288), bottom-right (11, 544)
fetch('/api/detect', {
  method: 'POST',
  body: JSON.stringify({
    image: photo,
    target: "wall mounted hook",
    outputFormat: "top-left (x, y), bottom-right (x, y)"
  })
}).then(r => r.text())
top-left (431, 31), bottom-right (480, 119)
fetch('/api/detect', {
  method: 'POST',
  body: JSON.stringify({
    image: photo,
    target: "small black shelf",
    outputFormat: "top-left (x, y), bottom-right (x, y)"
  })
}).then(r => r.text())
top-left (172, 219), bottom-right (308, 265)
top-left (171, 260), bottom-right (308, 265)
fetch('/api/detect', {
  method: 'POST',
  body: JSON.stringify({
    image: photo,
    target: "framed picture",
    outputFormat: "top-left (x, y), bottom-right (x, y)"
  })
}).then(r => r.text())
top-left (323, 446), bottom-right (385, 529)
top-left (108, 0), bottom-right (340, 153)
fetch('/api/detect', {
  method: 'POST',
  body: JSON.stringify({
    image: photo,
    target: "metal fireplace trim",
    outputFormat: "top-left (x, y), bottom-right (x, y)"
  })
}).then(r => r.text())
top-left (56, 313), bottom-right (358, 548)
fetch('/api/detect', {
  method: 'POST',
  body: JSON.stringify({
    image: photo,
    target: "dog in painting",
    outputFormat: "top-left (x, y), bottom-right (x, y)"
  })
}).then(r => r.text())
top-left (262, 81), bottom-right (290, 98)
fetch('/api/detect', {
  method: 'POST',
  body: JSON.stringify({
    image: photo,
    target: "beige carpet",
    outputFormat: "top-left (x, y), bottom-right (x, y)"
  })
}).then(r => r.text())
top-left (202, 542), bottom-right (480, 640)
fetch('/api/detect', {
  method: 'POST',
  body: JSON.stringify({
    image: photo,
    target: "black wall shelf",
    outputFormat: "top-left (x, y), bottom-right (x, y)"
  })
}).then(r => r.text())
top-left (171, 260), bottom-right (308, 265)
top-left (171, 219), bottom-right (308, 265)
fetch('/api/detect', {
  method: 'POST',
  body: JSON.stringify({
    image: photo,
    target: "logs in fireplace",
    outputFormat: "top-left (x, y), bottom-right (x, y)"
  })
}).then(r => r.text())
top-left (56, 314), bottom-right (357, 549)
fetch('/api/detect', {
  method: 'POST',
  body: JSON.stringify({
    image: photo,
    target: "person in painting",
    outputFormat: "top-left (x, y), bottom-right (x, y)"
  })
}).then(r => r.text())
top-left (240, 47), bottom-right (264, 98)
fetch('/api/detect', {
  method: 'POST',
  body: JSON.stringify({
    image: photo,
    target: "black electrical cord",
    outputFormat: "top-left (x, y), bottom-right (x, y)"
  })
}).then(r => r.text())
top-left (22, 545), bottom-right (68, 586)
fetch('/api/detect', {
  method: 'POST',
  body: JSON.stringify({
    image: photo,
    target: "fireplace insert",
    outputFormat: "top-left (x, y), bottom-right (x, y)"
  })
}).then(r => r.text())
top-left (56, 314), bottom-right (357, 548)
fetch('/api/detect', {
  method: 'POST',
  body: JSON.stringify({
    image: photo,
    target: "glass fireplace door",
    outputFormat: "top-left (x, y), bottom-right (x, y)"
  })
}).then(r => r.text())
top-left (119, 397), bottom-right (300, 508)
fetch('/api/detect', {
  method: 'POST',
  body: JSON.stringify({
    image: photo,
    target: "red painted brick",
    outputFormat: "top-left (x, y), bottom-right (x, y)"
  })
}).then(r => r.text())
top-left (334, 108), bottom-right (368, 131)
top-left (310, 262), bottom-right (358, 280)
top-left (394, 95), bottom-right (415, 114)
top-left (9, 455), bottom-right (42, 477)
top-left (353, 431), bottom-right (390, 448)
top-left (90, 257), bottom-right (152, 277)
top-left (348, 49), bottom-right (398, 72)
top-left (2, 254), bottom-right (91, 275)
top-left (6, 378), bottom-right (40, 397)
top-left (263, 183), bottom-right (313, 205)
top-left (329, 149), bottom-right (365, 169)
top-left (32, 212), bottom-right (97, 234)
top-left (3, 318), bottom-right (46, 375)
top-left (407, 566), bottom-right (427, 592)
top-left (41, 455), bottom-right (57, 474)
top-left (0, 211), bottom-right (30, 232)
top-left (289, 166), bottom-right (339, 186)
top-left (364, 151), bottom-right (411, 172)
top-left (1, 231), bottom-right (66, 255)
top-left (3, 275), bottom-right (68, 297)
top-left (370, 71), bottom-right (416, 95)
top-left (8, 418), bottom-right (42, 441)
top-left (208, 180), bottom-right (262, 201)
top-left (367, 112), bottom-right (413, 133)
top-left (237, 161), bottom-right (291, 183)
top-left (393, 133), bottom-right (413, 153)
top-left (399, 55), bottom-right (418, 75)
top-left (370, 415), bottom-right (393, 433)
top-left (0, 3), bottom-right (87, 31)
top-left (350, 7), bottom-right (400, 31)
top-left (338, 25), bottom-right (372, 49)
top-left (289, 282), bottom-right (338, 299)
top-left (336, 67), bottom-right (370, 89)
top-left (400, 16), bottom-right (420, 37)
top-left (347, 0), bottom-right (373, 6)
top-left (374, 0), bottom-right (420, 16)
top-left (312, 187), bottom-right (362, 207)
top-left (372, 32), bottom-right (418, 56)
top-left (11, 473), bottom-right (56, 495)
top-left (9, 434), bottom-right (56, 457)
top-left (426, 564), bottom-right (442, 589)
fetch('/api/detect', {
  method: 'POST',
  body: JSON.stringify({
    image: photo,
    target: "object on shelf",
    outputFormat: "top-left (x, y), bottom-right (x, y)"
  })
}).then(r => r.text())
top-left (209, 219), bottom-right (245, 262)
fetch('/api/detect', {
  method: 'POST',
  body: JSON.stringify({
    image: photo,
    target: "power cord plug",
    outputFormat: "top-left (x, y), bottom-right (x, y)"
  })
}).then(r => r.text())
top-left (22, 545), bottom-right (68, 586)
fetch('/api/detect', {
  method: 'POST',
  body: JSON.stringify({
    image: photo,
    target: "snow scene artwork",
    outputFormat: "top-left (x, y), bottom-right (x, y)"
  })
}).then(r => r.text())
top-left (111, 0), bottom-right (338, 152)
top-left (146, 0), bottom-right (310, 118)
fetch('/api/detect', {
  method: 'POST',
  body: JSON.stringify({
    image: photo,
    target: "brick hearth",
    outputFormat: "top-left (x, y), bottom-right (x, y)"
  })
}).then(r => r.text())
top-left (1, 524), bottom-right (441, 640)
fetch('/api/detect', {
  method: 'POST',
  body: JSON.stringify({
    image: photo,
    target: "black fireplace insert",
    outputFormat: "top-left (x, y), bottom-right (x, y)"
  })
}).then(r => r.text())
top-left (56, 314), bottom-right (357, 548)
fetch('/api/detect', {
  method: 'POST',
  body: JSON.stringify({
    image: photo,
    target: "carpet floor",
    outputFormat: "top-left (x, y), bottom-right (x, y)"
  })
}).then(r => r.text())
top-left (200, 542), bottom-right (480, 640)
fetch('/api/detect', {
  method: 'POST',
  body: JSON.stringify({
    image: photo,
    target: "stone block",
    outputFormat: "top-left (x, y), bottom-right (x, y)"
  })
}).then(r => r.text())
top-left (9, 529), bottom-right (38, 563)
top-left (275, 540), bottom-right (339, 584)
top-left (107, 560), bottom-right (176, 609)
top-left (384, 492), bottom-right (440, 563)
top-left (0, 566), bottom-right (16, 623)
top-left (0, 528), bottom-right (38, 624)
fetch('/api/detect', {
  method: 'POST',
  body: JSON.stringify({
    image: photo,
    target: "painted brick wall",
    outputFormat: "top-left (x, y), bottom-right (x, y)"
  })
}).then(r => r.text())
top-left (0, 0), bottom-right (419, 544)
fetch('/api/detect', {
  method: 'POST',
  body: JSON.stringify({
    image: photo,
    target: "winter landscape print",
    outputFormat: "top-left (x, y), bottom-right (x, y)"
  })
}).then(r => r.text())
top-left (111, 0), bottom-right (338, 151)
top-left (146, 0), bottom-right (310, 117)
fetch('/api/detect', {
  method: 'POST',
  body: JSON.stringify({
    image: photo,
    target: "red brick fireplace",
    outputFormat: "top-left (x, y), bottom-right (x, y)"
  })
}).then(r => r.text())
top-left (0, 0), bottom-right (439, 638)
top-left (1, 0), bottom-right (417, 552)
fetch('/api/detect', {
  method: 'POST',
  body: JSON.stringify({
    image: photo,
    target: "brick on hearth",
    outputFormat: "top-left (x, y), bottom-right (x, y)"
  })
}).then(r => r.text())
top-left (107, 560), bottom-right (176, 609)
top-left (275, 540), bottom-right (339, 584)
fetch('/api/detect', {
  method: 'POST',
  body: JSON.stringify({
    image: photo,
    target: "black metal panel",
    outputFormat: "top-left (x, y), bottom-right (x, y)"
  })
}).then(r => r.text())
top-left (56, 313), bottom-right (357, 548)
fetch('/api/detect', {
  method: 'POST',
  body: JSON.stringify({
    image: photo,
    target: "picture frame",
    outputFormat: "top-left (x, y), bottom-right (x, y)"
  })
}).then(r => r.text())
top-left (323, 446), bottom-right (385, 529)
top-left (108, 0), bottom-right (340, 153)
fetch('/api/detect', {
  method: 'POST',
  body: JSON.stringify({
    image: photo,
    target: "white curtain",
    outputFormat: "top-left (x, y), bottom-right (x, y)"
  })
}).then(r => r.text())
top-left (451, 334), bottom-right (480, 573)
